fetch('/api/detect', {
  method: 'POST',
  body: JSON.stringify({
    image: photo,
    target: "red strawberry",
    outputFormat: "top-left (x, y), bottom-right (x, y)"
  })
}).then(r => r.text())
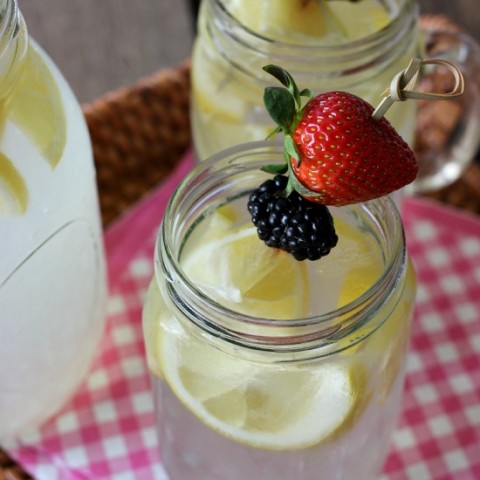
top-left (262, 65), bottom-right (418, 206)
top-left (291, 91), bottom-right (418, 206)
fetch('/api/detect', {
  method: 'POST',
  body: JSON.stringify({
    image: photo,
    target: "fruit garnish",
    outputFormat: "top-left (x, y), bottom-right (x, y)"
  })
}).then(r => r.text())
top-left (262, 64), bottom-right (418, 206)
top-left (248, 59), bottom-right (464, 259)
top-left (247, 174), bottom-right (338, 261)
top-left (0, 152), bottom-right (28, 214)
top-left (180, 208), bottom-right (309, 319)
top-left (292, 90), bottom-right (418, 205)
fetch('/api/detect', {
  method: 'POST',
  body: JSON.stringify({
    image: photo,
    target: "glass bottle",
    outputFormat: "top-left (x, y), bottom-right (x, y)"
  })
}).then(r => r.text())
top-left (143, 141), bottom-right (417, 480)
top-left (0, 0), bottom-right (107, 439)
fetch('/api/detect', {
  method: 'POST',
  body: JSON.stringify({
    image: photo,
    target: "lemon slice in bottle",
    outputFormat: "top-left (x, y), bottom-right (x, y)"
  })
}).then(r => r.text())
top-left (335, 218), bottom-right (394, 352)
top-left (335, 218), bottom-right (416, 400)
top-left (191, 48), bottom-right (245, 125)
top-left (191, 46), bottom-right (272, 152)
top-left (159, 328), bottom-right (366, 449)
top-left (151, 209), bottom-right (367, 450)
top-left (180, 218), bottom-right (308, 319)
top-left (226, 0), bottom-right (391, 43)
top-left (7, 44), bottom-right (66, 168)
top-left (336, 218), bottom-right (413, 346)
top-left (336, 218), bottom-right (383, 309)
top-left (227, 0), bottom-right (337, 42)
top-left (326, 0), bottom-right (391, 41)
top-left (0, 152), bottom-right (28, 214)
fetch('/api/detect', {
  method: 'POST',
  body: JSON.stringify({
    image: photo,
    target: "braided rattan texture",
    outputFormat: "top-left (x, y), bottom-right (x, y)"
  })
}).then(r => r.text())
top-left (84, 62), bottom-right (192, 226)
top-left (0, 450), bottom-right (33, 480)
top-left (1, 15), bottom-right (480, 480)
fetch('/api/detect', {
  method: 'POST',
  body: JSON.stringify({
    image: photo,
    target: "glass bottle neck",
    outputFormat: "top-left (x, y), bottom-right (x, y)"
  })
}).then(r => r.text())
top-left (0, 0), bottom-right (28, 102)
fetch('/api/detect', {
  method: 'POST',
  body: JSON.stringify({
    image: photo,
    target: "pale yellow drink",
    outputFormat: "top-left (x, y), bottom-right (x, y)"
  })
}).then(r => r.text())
top-left (142, 142), bottom-right (416, 479)
top-left (0, 0), bottom-right (106, 439)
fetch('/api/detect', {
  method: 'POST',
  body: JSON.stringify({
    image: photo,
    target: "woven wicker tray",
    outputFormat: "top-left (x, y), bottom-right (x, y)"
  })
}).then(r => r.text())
top-left (1, 14), bottom-right (480, 480)
top-left (84, 62), bottom-right (192, 226)
top-left (86, 15), bottom-right (480, 223)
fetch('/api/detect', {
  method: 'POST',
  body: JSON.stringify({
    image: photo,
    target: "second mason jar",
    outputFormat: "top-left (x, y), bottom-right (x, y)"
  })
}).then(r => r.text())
top-left (191, 0), bottom-right (419, 160)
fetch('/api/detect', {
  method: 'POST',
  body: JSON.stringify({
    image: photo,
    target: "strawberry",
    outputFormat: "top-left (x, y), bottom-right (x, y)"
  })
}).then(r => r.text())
top-left (291, 91), bottom-right (418, 205)
top-left (262, 65), bottom-right (418, 206)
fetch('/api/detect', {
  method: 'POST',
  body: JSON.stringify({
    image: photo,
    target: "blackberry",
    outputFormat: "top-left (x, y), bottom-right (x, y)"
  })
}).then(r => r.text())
top-left (248, 175), bottom-right (338, 261)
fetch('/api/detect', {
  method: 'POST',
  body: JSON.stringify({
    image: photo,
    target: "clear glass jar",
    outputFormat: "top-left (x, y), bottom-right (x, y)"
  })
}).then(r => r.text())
top-left (0, 0), bottom-right (107, 439)
top-left (191, 0), bottom-right (420, 161)
top-left (191, 0), bottom-right (480, 195)
top-left (143, 141), bottom-right (417, 480)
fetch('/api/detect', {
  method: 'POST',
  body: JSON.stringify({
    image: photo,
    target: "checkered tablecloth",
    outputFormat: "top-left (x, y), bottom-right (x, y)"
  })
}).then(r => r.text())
top-left (4, 152), bottom-right (480, 480)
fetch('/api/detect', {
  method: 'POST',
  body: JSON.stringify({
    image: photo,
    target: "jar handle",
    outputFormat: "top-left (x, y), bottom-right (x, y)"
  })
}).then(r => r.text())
top-left (407, 22), bottom-right (480, 194)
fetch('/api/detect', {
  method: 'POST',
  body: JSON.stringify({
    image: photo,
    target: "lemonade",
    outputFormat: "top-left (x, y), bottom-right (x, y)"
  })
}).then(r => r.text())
top-left (142, 142), bottom-right (416, 479)
top-left (0, 1), bottom-right (106, 439)
top-left (191, 0), bottom-right (419, 160)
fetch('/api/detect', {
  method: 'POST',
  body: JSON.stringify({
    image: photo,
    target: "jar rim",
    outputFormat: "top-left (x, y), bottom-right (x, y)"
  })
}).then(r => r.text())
top-left (197, 0), bottom-right (419, 91)
top-left (156, 141), bottom-right (408, 354)
top-left (205, 0), bottom-right (418, 74)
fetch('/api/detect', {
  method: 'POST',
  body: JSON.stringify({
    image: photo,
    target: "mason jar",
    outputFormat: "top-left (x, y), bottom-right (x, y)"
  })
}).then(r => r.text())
top-left (0, 0), bottom-right (107, 439)
top-left (191, 0), bottom-right (420, 161)
top-left (143, 141), bottom-right (417, 480)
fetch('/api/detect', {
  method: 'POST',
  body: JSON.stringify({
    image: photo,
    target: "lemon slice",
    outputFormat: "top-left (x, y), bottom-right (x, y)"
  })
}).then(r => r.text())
top-left (191, 49), bottom-right (273, 157)
top-left (0, 152), bottom-right (28, 214)
top-left (191, 46), bottom-right (244, 125)
top-left (191, 44), bottom-right (271, 137)
top-left (336, 219), bottom-right (383, 309)
top-left (158, 316), bottom-right (366, 449)
top-left (147, 209), bottom-right (370, 449)
top-left (181, 217), bottom-right (309, 319)
top-left (226, 0), bottom-right (391, 43)
top-left (327, 0), bottom-right (391, 41)
top-left (374, 260), bottom-right (416, 401)
top-left (336, 218), bottom-right (398, 352)
top-left (335, 219), bottom-right (416, 400)
top-left (7, 44), bottom-right (66, 168)
top-left (227, 0), bottom-right (334, 42)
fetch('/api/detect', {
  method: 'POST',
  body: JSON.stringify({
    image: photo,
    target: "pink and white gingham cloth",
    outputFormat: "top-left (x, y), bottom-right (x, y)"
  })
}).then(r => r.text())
top-left (4, 152), bottom-right (480, 480)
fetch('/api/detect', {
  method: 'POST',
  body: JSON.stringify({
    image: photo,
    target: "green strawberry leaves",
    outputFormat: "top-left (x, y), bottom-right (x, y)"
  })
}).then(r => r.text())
top-left (284, 135), bottom-right (300, 163)
top-left (263, 64), bottom-right (312, 133)
top-left (261, 135), bottom-right (299, 175)
top-left (262, 65), bottom-right (309, 177)
top-left (263, 87), bottom-right (296, 132)
top-left (263, 64), bottom-right (310, 164)
top-left (263, 65), bottom-right (312, 110)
